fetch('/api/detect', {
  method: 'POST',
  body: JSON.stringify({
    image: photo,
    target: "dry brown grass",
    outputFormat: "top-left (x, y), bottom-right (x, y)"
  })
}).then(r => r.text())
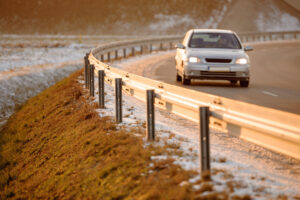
top-left (0, 69), bottom-right (256, 199)
top-left (0, 69), bottom-right (198, 199)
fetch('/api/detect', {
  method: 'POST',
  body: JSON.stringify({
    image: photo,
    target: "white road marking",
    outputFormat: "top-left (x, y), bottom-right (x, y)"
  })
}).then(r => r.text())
top-left (262, 90), bottom-right (278, 97)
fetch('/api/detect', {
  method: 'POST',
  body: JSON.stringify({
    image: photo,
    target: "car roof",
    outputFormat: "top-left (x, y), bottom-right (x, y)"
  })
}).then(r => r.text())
top-left (190, 29), bottom-right (235, 34)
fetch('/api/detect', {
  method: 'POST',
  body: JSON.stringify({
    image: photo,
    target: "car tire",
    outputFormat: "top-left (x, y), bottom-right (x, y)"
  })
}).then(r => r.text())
top-left (176, 72), bottom-right (182, 82)
top-left (240, 80), bottom-right (249, 87)
top-left (182, 74), bottom-right (191, 85)
top-left (230, 80), bottom-right (238, 84)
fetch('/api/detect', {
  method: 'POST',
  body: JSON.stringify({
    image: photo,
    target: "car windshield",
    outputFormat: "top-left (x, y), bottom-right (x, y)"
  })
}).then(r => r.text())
top-left (188, 32), bottom-right (242, 49)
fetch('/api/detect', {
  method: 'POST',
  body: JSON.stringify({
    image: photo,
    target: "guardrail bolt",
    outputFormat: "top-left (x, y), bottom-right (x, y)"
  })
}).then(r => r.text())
top-left (146, 90), bottom-right (155, 141)
top-left (90, 64), bottom-right (95, 97)
top-left (98, 70), bottom-right (105, 108)
top-left (199, 107), bottom-right (210, 173)
top-left (115, 78), bottom-right (123, 123)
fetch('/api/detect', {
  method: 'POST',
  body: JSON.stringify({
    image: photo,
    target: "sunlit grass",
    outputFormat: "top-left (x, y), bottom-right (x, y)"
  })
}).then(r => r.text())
top-left (0, 68), bottom-right (281, 199)
top-left (0, 69), bottom-right (200, 199)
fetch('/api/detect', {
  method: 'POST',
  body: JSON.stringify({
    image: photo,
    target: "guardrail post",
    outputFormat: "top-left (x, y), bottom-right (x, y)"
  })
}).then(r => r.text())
top-left (199, 107), bottom-right (210, 173)
top-left (146, 90), bottom-right (155, 141)
top-left (149, 44), bottom-right (152, 53)
top-left (132, 47), bottom-right (135, 56)
top-left (160, 42), bottom-right (163, 51)
top-left (100, 54), bottom-right (104, 62)
top-left (140, 45), bottom-right (143, 54)
top-left (169, 42), bottom-right (173, 49)
top-left (98, 70), bottom-right (105, 108)
top-left (115, 50), bottom-right (118, 60)
top-left (107, 52), bottom-right (111, 62)
top-left (87, 59), bottom-right (90, 89)
top-left (90, 64), bottom-right (95, 97)
top-left (84, 54), bottom-right (88, 88)
top-left (115, 78), bottom-right (122, 123)
top-left (123, 48), bottom-right (126, 58)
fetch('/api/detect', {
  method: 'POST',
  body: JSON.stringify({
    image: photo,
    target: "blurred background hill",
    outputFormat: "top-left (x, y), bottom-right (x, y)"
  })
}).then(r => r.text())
top-left (0, 0), bottom-right (299, 35)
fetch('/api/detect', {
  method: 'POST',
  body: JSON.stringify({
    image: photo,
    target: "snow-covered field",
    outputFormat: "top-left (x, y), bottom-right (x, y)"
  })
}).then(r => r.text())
top-left (0, 34), bottom-right (143, 127)
top-left (256, 2), bottom-right (300, 32)
top-left (0, 35), bottom-right (106, 127)
top-left (86, 54), bottom-right (300, 198)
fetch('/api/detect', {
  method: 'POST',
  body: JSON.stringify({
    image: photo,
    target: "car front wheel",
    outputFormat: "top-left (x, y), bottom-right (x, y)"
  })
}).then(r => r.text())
top-left (182, 74), bottom-right (191, 85)
top-left (240, 80), bottom-right (249, 87)
top-left (176, 71), bottom-right (182, 82)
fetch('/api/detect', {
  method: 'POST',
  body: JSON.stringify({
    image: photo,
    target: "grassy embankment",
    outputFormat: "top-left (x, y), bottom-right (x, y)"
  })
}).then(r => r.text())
top-left (0, 69), bottom-right (220, 199)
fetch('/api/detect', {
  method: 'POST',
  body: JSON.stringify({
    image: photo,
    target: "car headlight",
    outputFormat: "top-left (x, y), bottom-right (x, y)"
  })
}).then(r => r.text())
top-left (189, 57), bottom-right (201, 63)
top-left (235, 58), bottom-right (248, 65)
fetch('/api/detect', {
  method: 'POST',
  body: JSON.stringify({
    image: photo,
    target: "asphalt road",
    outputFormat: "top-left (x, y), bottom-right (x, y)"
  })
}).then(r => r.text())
top-left (121, 40), bottom-right (300, 114)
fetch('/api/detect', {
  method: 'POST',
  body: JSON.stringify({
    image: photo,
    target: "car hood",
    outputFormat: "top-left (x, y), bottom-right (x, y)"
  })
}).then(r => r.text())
top-left (187, 48), bottom-right (247, 59)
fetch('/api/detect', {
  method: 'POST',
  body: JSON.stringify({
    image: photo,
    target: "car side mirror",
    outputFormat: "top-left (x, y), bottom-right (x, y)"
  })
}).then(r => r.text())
top-left (244, 46), bottom-right (253, 51)
top-left (176, 43), bottom-right (185, 49)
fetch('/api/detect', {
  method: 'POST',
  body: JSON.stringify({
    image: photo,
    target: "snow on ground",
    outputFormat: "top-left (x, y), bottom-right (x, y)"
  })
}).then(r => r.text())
top-left (0, 61), bottom-right (81, 127)
top-left (203, 3), bottom-right (229, 29)
top-left (256, 3), bottom-right (300, 32)
top-left (87, 51), bottom-right (300, 198)
top-left (0, 34), bottom-right (144, 129)
top-left (148, 1), bottom-right (230, 33)
top-left (0, 35), bottom-right (106, 128)
top-left (0, 35), bottom-right (98, 71)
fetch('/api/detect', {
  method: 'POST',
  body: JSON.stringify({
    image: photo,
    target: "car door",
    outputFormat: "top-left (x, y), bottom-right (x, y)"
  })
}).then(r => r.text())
top-left (175, 31), bottom-right (191, 74)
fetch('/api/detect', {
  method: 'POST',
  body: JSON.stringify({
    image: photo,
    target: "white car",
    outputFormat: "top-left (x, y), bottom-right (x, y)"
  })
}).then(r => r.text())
top-left (175, 29), bottom-right (253, 87)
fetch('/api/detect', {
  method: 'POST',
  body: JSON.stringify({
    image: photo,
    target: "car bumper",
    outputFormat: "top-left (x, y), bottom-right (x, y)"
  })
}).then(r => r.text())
top-left (184, 63), bottom-right (250, 80)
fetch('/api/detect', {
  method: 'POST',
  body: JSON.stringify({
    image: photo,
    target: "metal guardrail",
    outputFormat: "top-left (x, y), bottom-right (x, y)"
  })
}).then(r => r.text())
top-left (87, 31), bottom-right (300, 160)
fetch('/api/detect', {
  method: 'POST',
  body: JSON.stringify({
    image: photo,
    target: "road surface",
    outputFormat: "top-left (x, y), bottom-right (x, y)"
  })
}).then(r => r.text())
top-left (119, 40), bottom-right (300, 114)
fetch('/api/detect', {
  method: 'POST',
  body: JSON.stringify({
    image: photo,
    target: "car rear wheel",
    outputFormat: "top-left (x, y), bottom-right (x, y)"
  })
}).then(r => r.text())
top-left (240, 80), bottom-right (249, 87)
top-left (182, 74), bottom-right (191, 85)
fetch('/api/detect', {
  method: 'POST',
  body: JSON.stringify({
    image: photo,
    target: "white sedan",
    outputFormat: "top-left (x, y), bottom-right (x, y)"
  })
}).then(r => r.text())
top-left (175, 29), bottom-right (253, 87)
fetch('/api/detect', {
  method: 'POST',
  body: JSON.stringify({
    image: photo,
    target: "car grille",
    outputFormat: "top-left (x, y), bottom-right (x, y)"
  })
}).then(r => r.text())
top-left (201, 71), bottom-right (236, 77)
top-left (205, 58), bottom-right (232, 63)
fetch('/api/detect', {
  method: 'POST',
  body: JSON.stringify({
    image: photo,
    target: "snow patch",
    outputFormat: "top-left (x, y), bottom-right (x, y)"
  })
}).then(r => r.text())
top-left (149, 14), bottom-right (195, 32)
top-left (256, 4), bottom-right (300, 31)
top-left (89, 50), bottom-right (300, 198)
